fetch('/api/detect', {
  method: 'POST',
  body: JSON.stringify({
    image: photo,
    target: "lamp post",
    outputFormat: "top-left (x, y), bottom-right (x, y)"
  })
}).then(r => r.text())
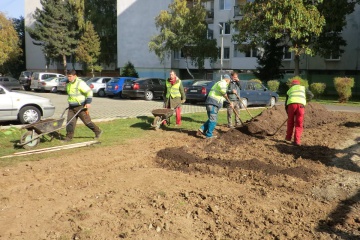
top-left (218, 24), bottom-right (224, 79)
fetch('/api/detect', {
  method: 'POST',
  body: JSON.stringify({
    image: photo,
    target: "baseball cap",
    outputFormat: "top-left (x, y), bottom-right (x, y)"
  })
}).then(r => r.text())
top-left (292, 79), bottom-right (300, 85)
top-left (223, 74), bottom-right (230, 79)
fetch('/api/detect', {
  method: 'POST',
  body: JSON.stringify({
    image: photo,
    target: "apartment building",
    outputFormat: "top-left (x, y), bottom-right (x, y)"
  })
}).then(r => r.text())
top-left (25, 0), bottom-right (360, 91)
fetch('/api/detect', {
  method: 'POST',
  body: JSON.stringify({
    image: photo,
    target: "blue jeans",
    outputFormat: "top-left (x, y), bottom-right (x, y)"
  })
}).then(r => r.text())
top-left (200, 105), bottom-right (219, 138)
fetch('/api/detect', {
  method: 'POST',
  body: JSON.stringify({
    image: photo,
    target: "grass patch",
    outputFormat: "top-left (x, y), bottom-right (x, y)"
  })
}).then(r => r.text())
top-left (0, 108), bottom-right (264, 166)
top-left (278, 95), bottom-right (360, 106)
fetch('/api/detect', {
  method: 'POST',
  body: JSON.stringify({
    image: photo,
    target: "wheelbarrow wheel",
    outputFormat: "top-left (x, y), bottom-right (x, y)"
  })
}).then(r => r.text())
top-left (20, 131), bottom-right (40, 149)
top-left (152, 116), bottom-right (162, 130)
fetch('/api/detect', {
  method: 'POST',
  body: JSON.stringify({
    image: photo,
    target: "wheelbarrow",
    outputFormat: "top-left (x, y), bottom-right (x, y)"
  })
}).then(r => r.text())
top-left (150, 108), bottom-right (175, 130)
top-left (17, 107), bottom-right (86, 149)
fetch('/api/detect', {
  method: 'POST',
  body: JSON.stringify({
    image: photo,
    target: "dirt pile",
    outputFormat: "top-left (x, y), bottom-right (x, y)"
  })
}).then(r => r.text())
top-left (0, 103), bottom-right (359, 239)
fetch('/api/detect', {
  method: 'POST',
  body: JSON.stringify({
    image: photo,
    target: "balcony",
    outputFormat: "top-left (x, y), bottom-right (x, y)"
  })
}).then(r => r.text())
top-left (206, 9), bottom-right (214, 23)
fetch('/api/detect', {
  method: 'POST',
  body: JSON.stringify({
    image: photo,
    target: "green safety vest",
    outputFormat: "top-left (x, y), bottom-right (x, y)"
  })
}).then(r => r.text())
top-left (207, 80), bottom-right (228, 104)
top-left (66, 77), bottom-right (93, 105)
top-left (286, 85), bottom-right (306, 106)
top-left (165, 79), bottom-right (182, 98)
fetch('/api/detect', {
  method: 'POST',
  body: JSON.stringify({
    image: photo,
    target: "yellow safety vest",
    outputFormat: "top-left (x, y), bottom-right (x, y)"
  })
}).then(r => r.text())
top-left (165, 79), bottom-right (181, 98)
top-left (286, 85), bottom-right (306, 106)
top-left (208, 80), bottom-right (228, 104)
top-left (66, 77), bottom-right (93, 106)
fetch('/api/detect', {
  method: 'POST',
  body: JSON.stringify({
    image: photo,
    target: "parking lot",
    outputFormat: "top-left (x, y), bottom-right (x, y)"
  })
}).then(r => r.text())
top-left (22, 91), bottom-right (208, 121)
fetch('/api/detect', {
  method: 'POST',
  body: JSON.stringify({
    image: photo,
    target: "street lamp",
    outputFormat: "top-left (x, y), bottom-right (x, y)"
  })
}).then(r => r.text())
top-left (218, 24), bottom-right (224, 79)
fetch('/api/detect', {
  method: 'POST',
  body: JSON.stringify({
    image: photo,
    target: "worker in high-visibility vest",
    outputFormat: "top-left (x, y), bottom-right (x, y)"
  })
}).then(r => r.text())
top-left (197, 74), bottom-right (232, 139)
top-left (164, 70), bottom-right (186, 126)
top-left (64, 69), bottom-right (102, 142)
top-left (285, 79), bottom-right (313, 146)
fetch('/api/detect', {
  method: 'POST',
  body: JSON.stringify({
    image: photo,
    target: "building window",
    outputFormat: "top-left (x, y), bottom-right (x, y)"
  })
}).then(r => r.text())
top-left (220, 47), bottom-right (230, 59)
top-left (325, 51), bottom-right (340, 61)
top-left (219, 22), bottom-right (231, 35)
top-left (207, 28), bottom-right (214, 39)
top-left (283, 46), bottom-right (292, 60)
top-left (220, 0), bottom-right (232, 10)
top-left (174, 50), bottom-right (180, 60)
top-left (233, 44), bottom-right (258, 58)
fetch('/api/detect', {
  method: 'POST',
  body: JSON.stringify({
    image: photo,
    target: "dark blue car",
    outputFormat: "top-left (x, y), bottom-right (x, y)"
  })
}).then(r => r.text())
top-left (185, 80), bottom-right (278, 108)
top-left (105, 77), bottom-right (137, 98)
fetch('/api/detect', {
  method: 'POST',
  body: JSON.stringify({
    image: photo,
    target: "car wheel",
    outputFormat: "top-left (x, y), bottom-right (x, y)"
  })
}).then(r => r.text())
top-left (24, 86), bottom-right (31, 91)
top-left (51, 86), bottom-right (57, 93)
top-left (268, 97), bottom-right (276, 107)
top-left (20, 131), bottom-right (40, 149)
top-left (144, 90), bottom-right (154, 101)
top-left (98, 89), bottom-right (106, 97)
top-left (118, 91), bottom-right (124, 99)
top-left (18, 106), bottom-right (41, 124)
top-left (240, 98), bottom-right (248, 109)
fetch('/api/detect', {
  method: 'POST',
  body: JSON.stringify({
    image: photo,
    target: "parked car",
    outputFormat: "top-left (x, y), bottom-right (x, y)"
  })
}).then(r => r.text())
top-left (122, 78), bottom-right (166, 101)
top-left (0, 77), bottom-right (22, 90)
top-left (86, 77), bottom-right (112, 97)
top-left (56, 77), bottom-right (68, 93)
top-left (105, 77), bottom-right (137, 98)
top-left (239, 80), bottom-right (279, 108)
top-left (19, 71), bottom-right (33, 91)
top-left (185, 79), bottom-right (279, 107)
top-left (38, 76), bottom-right (62, 92)
top-left (30, 72), bottom-right (65, 91)
top-left (0, 85), bottom-right (55, 124)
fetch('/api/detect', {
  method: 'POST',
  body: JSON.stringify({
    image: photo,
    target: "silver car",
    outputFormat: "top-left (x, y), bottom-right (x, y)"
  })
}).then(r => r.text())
top-left (40, 77), bottom-right (62, 92)
top-left (86, 77), bottom-right (112, 97)
top-left (0, 85), bottom-right (55, 124)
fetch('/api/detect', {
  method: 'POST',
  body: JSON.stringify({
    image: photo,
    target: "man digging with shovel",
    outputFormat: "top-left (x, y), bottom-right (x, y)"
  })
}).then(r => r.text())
top-left (224, 71), bottom-right (242, 128)
top-left (197, 74), bottom-right (232, 139)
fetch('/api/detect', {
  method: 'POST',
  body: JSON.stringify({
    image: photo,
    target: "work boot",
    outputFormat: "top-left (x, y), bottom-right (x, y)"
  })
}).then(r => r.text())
top-left (196, 128), bottom-right (204, 137)
top-left (62, 132), bottom-right (73, 142)
top-left (62, 137), bottom-right (73, 142)
top-left (94, 130), bottom-right (103, 140)
top-left (206, 135), bottom-right (217, 139)
top-left (228, 124), bottom-right (235, 129)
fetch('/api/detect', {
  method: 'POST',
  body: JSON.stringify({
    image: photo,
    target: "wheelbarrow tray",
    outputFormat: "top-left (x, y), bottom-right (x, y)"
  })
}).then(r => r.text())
top-left (22, 118), bottom-right (65, 134)
top-left (151, 108), bottom-right (175, 119)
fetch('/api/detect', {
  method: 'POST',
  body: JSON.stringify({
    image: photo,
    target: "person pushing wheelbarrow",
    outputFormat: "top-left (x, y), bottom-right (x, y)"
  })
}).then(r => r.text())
top-left (163, 70), bottom-right (186, 126)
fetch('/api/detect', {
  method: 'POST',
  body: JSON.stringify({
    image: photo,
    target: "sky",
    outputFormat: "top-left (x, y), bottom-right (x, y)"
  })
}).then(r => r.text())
top-left (0, 0), bottom-right (24, 19)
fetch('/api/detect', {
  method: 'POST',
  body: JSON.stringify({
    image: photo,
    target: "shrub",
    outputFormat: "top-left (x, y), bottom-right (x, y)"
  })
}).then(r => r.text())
top-left (267, 80), bottom-right (280, 92)
top-left (249, 79), bottom-right (262, 84)
top-left (287, 76), bottom-right (309, 88)
top-left (334, 77), bottom-right (354, 102)
top-left (310, 83), bottom-right (326, 99)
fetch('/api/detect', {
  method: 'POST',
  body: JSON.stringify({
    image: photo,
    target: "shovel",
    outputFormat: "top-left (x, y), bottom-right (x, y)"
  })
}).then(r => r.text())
top-left (267, 118), bottom-right (287, 136)
top-left (234, 92), bottom-right (254, 119)
top-left (224, 95), bottom-right (245, 126)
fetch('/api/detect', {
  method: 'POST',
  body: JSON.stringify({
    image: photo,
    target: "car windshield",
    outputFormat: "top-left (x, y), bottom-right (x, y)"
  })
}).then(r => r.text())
top-left (192, 80), bottom-right (212, 86)
top-left (88, 78), bottom-right (100, 83)
top-left (45, 77), bottom-right (57, 81)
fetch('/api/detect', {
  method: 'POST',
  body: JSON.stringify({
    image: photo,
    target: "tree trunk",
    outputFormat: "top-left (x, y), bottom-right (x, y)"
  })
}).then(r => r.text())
top-left (62, 54), bottom-right (68, 75)
top-left (294, 54), bottom-right (300, 76)
top-left (184, 58), bottom-right (194, 79)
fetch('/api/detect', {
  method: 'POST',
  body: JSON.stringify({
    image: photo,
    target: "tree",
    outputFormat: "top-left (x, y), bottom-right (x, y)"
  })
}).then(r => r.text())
top-left (75, 21), bottom-right (101, 77)
top-left (254, 38), bottom-right (284, 82)
top-left (313, 0), bottom-right (360, 58)
top-left (0, 12), bottom-right (21, 68)
top-left (26, 0), bottom-right (79, 74)
top-left (84, 0), bottom-right (117, 66)
top-left (120, 61), bottom-right (139, 78)
top-left (233, 0), bottom-right (325, 76)
top-left (149, 0), bottom-right (218, 77)
top-left (0, 16), bottom-right (24, 77)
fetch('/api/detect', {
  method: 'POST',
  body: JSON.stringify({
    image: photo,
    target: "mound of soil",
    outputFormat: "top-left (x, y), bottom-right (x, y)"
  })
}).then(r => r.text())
top-left (0, 103), bottom-right (359, 239)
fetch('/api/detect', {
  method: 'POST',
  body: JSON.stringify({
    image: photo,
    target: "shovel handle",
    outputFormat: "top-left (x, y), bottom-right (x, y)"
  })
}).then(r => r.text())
top-left (224, 95), bottom-right (244, 125)
top-left (235, 92), bottom-right (254, 119)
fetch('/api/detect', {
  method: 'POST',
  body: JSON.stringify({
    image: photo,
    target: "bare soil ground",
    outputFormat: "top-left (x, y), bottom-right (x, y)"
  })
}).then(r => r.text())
top-left (1, 103), bottom-right (360, 240)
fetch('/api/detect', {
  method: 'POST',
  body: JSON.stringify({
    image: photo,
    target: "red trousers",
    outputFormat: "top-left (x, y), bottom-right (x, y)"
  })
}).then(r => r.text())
top-left (286, 103), bottom-right (305, 145)
top-left (175, 107), bottom-right (181, 125)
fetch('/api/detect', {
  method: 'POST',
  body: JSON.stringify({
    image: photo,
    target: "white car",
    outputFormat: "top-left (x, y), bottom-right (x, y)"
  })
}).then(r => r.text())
top-left (0, 85), bottom-right (55, 124)
top-left (86, 77), bottom-right (112, 97)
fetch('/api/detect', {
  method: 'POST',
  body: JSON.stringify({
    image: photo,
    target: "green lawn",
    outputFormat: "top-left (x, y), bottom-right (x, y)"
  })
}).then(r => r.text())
top-left (0, 108), bottom-right (264, 166)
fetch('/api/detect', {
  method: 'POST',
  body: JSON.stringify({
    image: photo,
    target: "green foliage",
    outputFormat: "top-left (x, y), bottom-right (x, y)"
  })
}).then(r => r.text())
top-left (249, 79), bottom-right (262, 84)
top-left (267, 80), bottom-right (280, 92)
top-left (75, 21), bottom-right (101, 77)
top-left (26, 0), bottom-right (79, 73)
top-left (84, 0), bottom-right (117, 66)
top-left (310, 82), bottom-right (326, 99)
top-left (334, 77), bottom-right (354, 103)
top-left (121, 62), bottom-right (139, 78)
top-left (0, 13), bottom-right (21, 67)
top-left (149, 0), bottom-right (218, 71)
top-left (233, 0), bottom-right (325, 76)
top-left (254, 38), bottom-right (284, 82)
top-left (287, 76), bottom-right (309, 88)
